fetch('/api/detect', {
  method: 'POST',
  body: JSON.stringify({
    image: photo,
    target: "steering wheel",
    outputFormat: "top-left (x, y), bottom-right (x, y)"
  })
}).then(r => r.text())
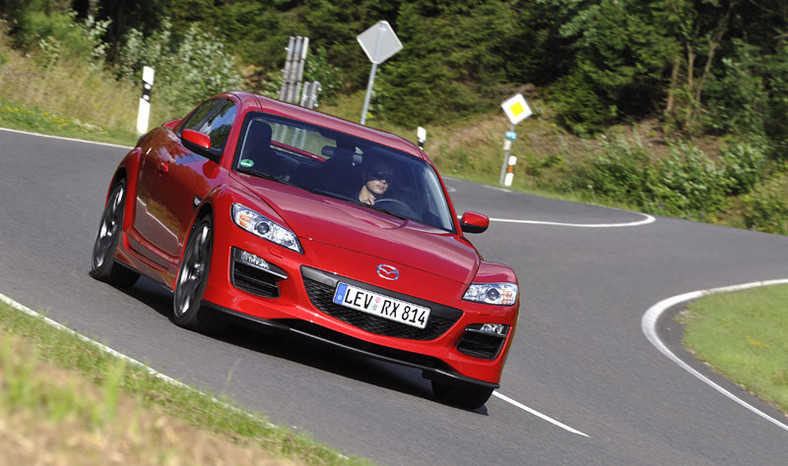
top-left (374, 198), bottom-right (418, 218)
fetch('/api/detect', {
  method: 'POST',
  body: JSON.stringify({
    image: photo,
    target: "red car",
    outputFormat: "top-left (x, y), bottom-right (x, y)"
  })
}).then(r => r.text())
top-left (91, 91), bottom-right (520, 409)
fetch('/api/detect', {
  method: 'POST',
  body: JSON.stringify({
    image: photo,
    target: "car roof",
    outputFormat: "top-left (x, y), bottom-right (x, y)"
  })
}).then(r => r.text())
top-left (226, 91), bottom-right (427, 160)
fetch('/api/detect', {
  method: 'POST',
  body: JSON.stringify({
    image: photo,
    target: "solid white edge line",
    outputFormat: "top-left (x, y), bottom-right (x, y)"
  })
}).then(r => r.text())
top-left (0, 126), bottom-right (131, 149)
top-left (1, 292), bottom-right (591, 440)
top-left (4, 127), bottom-right (653, 230)
top-left (0, 293), bottom-right (276, 427)
top-left (490, 213), bottom-right (655, 228)
top-left (641, 279), bottom-right (788, 432)
top-left (493, 391), bottom-right (590, 437)
top-left (1, 292), bottom-right (356, 460)
top-left (455, 212), bottom-right (655, 229)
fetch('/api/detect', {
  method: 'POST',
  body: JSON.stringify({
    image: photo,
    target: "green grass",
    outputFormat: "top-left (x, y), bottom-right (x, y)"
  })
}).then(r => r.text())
top-left (680, 285), bottom-right (788, 414)
top-left (0, 298), bottom-right (369, 465)
top-left (0, 100), bottom-right (138, 146)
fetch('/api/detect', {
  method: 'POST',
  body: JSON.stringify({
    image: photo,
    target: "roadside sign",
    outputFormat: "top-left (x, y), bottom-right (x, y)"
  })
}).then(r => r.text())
top-left (357, 20), bottom-right (403, 65)
top-left (501, 94), bottom-right (532, 125)
top-left (505, 131), bottom-right (517, 141)
top-left (358, 20), bottom-right (403, 125)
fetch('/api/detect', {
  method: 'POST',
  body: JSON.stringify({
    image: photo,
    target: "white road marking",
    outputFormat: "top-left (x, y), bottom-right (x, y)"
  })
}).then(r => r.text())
top-left (445, 178), bottom-right (656, 228)
top-left (490, 212), bottom-right (655, 228)
top-left (3, 291), bottom-right (594, 440)
top-left (0, 126), bottom-right (131, 149)
top-left (493, 391), bottom-right (590, 437)
top-left (456, 212), bottom-right (655, 228)
top-left (0, 293), bottom-right (279, 431)
top-left (641, 280), bottom-right (788, 432)
top-left (4, 128), bottom-right (653, 230)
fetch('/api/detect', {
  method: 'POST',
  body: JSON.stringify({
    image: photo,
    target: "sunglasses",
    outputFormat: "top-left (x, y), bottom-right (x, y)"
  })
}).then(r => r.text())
top-left (368, 170), bottom-right (395, 182)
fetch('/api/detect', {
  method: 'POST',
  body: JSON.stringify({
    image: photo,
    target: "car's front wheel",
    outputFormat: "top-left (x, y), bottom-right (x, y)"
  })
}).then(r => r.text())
top-left (172, 215), bottom-right (224, 333)
top-left (432, 380), bottom-right (494, 410)
top-left (90, 179), bottom-right (139, 288)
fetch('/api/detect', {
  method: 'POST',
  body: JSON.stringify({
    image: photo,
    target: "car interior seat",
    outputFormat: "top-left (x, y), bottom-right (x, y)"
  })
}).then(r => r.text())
top-left (239, 120), bottom-right (283, 176)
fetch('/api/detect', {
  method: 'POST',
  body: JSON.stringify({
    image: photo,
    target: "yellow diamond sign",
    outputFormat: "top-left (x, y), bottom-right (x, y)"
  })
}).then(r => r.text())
top-left (501, 94), bottom-right (532, 125)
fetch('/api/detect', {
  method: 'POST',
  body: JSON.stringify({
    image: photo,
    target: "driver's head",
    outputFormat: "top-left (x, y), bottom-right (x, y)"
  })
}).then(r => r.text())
top-left (362, 158), bottom-right (394, 197)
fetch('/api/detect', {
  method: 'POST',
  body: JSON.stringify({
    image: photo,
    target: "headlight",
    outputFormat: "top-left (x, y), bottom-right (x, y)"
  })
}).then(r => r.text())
top-left (231, 203), bottom-right (302, 253)
top-left (463, 283), bottom-right (518, 306)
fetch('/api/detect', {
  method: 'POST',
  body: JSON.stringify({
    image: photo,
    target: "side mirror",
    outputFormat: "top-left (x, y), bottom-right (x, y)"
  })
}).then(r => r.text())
top-left (460, 211), bottom-right (489, 234)
top-left (182, 129), bottom-right (220, 162)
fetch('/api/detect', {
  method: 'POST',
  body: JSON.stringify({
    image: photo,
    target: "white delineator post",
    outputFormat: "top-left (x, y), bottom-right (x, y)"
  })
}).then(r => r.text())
top-left (136, 66), bottom-right (154, 135)
top-left (417, 126), bottom-right (427, 149)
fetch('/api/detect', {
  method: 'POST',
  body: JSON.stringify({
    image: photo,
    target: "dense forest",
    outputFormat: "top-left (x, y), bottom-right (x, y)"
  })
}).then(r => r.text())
top-left (2, 0), bottom-right (784, 141)
top-left (0, 0), bottom-right (786, 232)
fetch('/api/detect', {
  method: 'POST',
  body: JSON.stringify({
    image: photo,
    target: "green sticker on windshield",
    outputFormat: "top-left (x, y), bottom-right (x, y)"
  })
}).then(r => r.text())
top-left (240, 159), bottom-right (254, 168)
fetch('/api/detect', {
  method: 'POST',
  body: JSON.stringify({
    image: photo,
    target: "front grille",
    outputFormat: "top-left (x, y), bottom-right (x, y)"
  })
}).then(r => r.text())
top-left (301, 267), bottom-right (462, 341)
top-left (232, 262), bottom-right (280, 298)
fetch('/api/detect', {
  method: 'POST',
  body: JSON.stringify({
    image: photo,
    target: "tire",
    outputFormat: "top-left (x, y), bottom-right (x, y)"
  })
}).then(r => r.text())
top-left (171, 215), bottom-right (225, 333)
top-left (432, 379), bottom-right (494, 410)
top-left (90, 179), bottom-right (139, 288)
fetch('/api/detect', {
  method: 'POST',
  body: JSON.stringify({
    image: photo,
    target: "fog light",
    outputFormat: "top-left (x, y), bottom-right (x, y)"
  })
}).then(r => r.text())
top-left (480, 323), bottom-right (508, 336)
top-left (241, 250), bottom-right (270, 270)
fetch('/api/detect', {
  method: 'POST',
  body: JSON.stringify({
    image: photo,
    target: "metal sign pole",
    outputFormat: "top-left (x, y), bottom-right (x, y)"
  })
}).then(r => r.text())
top-left (360, 62), bottom-right (379, 126)
top-left (499, 94), bottom-right (532, 185)
top-left (279, 37), bottom-right (295, 101)
top-left (499, 124), bottom-right (515, 185)
top-left (360, 25), bottom-right (384, 126)
top-left (357, 21), bottom-right (402, 125)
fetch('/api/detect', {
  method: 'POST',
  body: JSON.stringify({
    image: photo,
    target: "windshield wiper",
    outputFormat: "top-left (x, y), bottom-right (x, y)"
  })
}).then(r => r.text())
top-left (364, 203), bottom-right (408, 220)
top-left (242, 169), bottom-right (298, 187)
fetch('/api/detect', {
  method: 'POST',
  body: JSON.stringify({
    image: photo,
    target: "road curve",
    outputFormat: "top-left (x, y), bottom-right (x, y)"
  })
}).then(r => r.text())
top-left (1, 128), bottom-right (787, 465)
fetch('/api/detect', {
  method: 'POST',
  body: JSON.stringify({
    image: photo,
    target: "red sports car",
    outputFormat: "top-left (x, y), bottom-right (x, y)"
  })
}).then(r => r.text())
top-left (91, 91), bottom-right (520, 409)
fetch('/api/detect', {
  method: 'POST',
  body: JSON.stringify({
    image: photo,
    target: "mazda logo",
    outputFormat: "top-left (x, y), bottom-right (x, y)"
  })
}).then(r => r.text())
top-left (377, 264), bottom-right (399, 280)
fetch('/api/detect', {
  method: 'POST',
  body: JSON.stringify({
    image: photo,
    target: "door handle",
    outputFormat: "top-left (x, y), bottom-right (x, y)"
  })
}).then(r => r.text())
top-left (157, 161), bottom-right (170, 175)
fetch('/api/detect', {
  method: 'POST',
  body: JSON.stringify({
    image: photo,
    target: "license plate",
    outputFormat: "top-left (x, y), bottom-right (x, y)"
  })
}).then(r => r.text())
top-left (333, 282), bottom-right (430, 329)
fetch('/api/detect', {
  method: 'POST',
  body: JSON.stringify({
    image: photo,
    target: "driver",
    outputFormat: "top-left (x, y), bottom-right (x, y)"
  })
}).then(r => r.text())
top-left (358, 157), bottom-right (394, 206)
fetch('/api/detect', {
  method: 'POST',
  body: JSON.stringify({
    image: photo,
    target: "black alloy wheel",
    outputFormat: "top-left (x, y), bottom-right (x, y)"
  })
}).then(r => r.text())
top-left (172, 215), bottom-right (224, 333)
top-left (90, 179), bottom-right (139, 287)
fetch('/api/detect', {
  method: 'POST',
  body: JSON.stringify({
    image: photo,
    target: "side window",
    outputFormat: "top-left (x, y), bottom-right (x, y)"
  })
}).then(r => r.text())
top-left (182, 99), bottom-right (221, 132)
top-left (202, 100), bottom-right (236, 150)
top-left (181, 98), bottom-right (237, 155)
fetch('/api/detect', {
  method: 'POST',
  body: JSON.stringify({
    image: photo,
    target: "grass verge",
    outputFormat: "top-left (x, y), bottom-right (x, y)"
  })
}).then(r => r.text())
top-left (0, 297), bottom-right (369, 465)
top-left (0, 100), bottom-right (137, 146)
top-left (679, 285), bottom-right (788, 415)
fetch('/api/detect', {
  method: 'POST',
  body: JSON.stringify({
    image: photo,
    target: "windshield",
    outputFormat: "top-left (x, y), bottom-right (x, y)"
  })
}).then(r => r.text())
top-left (234, 113), bottom-right (456, 232)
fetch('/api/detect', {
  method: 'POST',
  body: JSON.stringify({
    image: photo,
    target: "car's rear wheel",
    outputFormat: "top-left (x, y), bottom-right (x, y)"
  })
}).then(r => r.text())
top-left (172, 215), bottom-right (224, 333)
top-left (90, 179), bottom-right (139, 288)
top-left (432, 380), bottom-right (494, 410)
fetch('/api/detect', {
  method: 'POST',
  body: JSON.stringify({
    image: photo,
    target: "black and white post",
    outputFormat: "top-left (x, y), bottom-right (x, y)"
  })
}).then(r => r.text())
top-left (417, 126), bottom-right (427, 149)
top-left (136, 66), bottom-right (154, 135)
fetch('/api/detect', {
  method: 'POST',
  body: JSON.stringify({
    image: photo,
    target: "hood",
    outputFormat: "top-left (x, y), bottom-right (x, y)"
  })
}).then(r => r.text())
top-left (235, 173), bottom-right (480, 285)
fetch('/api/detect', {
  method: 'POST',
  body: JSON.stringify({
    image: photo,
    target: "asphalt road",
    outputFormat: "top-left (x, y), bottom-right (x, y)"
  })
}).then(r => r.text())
top-left (1, 128), bottom-right (787, 465)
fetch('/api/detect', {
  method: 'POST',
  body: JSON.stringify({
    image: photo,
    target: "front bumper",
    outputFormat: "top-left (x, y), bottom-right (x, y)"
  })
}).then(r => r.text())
top-left (200, 228), bottom-right (518, 386)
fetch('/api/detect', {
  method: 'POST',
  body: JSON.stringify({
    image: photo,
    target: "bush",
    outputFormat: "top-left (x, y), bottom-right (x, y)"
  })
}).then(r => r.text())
top-left (7, 9), bottom-right (109, 65)
top-left (653, 142), bottom-right (727, 218)
top-left (582, 137), bottom-right (653, 203)
top-left (720, 140), bottom-right (767, 195)
top-left (743, 174), bottom-right (788, 235)
top-left (117, 19), bottom-right (242, 116)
